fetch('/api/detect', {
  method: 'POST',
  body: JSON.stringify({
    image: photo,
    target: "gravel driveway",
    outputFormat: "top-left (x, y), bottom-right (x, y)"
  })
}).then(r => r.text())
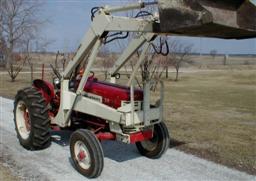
top-left (0, 97), bottom-right (254, 181)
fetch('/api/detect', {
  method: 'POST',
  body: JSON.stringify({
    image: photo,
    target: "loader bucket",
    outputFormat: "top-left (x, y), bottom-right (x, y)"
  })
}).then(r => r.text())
top-left (157, 0), bottom-right (256, 39)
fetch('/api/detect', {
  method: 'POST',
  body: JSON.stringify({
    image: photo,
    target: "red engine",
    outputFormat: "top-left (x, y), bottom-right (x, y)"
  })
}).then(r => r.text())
top-left (33, 77), bottom-right (143, 110)
top-left (84, 78), bottom-right (143, 109)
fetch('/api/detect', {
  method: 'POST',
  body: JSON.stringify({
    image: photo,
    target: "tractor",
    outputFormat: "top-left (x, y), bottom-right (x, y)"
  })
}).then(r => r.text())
top-left (13, 0), bottom-right (256, 178)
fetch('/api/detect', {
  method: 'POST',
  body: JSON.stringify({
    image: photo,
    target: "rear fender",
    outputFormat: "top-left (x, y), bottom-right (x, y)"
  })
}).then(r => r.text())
top-left (33, 79), bottom-right (55, 104)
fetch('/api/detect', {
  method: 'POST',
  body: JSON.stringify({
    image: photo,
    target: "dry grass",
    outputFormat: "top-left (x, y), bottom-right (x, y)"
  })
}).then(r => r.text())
top-left (0, 68), bottom-right (255, 175)
top-left (162, 69), bottom-right (256, 175)
top-left (0, 72), bottom-right (53, 99)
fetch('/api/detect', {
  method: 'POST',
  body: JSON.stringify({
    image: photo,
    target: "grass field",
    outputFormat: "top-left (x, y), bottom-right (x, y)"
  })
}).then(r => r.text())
top-left (0, 68), bottom-right (255, 175)
top-left (163, 69), bottom-right (256, 175)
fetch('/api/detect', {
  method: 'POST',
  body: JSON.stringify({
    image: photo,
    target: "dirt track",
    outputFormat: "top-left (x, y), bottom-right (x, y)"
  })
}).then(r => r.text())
top-left (0, 97), bottom-right (255, 181)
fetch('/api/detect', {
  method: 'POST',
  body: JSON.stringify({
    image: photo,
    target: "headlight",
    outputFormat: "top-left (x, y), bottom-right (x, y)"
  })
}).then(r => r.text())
top-left (53, 77), bottom-right (60, 89)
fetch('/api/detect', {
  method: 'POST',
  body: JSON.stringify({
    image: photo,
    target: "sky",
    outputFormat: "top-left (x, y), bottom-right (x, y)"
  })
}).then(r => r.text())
top-left (40, 0), bottom-right (256, 55)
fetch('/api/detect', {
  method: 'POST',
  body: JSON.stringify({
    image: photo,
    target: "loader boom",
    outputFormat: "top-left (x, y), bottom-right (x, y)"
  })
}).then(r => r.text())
top-left (52, 2), bottom-right (161, 129)
top-left (13, 1), bottom-right (256, 178)
top-left (53, 0), bottom-right (256, 130)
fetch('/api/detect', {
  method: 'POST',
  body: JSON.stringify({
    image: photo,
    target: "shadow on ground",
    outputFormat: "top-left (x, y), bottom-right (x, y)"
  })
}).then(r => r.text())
top-left (169, 139), bottom-right (186, 148)
top-left (51, 130), bottom-right (72, 147)
top-left (51, 130), bottom-right (186, 163)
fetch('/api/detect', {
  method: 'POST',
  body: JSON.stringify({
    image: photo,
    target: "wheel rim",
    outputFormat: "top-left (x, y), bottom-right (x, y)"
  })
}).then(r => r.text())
top-left (141, 131), bottom-right (159, 151)
top-left (74, 141), bottom-right (91, 170)
top-left (15, 101), bottom-right (31, 140)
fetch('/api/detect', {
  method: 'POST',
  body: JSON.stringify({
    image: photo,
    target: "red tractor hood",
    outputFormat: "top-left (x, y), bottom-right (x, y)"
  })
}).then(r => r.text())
top-left (84, 78), bottom-right (143, 109)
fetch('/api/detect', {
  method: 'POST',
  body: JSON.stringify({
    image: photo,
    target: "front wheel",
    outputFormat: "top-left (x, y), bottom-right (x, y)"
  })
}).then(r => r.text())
top-left (136, 122), bottom-right (170, 159)
top-left (70, 129), bottom-right (104, 178)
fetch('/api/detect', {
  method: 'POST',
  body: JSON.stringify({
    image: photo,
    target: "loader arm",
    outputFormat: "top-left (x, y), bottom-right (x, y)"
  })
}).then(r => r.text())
top-left (52, 2), bottom-right (160, 128)
top-left (52, 0), bottom-right (256, 130)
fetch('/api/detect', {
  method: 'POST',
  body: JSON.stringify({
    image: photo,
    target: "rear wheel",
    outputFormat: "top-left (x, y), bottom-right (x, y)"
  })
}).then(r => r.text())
top-left (14, 87), bottom-right (51, 150)
top-left (70, 129), bottom-right (104, 178)
top-left (136, 122), bottom-right (170, 159)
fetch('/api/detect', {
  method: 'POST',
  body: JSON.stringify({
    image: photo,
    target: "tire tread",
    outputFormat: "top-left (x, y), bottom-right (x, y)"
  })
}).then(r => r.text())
top-left (14, 87), bottom-right (51, 150)
top-left (136, 122), bottom-right (170, 159)
top-left (70, 129), bottom-right (104, 178)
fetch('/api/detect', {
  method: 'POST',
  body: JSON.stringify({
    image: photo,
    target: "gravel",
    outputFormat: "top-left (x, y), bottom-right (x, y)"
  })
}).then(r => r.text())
top-left (0, 97), bottom-right (255, 181)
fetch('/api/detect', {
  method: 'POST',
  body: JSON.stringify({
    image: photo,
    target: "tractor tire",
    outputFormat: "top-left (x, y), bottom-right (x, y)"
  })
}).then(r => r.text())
top-left (136, 122), bottom-right (170, 159)
top-left (14, 87), bottom-right (51, 150)
top-left (70, 129), bottom-right (104, 178)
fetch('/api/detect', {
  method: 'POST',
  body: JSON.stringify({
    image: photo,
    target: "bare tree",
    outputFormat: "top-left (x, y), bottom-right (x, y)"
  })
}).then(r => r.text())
top-left (54, 51), bottom-right (69, 71)
top-left (22, 39), bottom-right (33, 82)
top-left (22, 38), bottom-right (48, 82)
top-left (54, 51), bottom-right (61, 70)
top-left (0, 0), bottom-right (43, 81)
top-left (169, 41), bottom-right (193, 81)
top-left (7, 62), bottom-right (23, 81)
top-left (61, 55), bottom-right (67, 71)
top-left (108, 1), bottom-right (167, 89)
top-left (0, 2), bottom-right (6, 65)
top-left (125, 37), bottom-right (169, 90)
top-left (61, 39), bottom-right (73, 71)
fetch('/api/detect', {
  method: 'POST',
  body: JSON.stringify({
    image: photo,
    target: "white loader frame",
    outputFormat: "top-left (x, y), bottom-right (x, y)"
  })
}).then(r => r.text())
top-left (52, 2), bottom-right (164, 141)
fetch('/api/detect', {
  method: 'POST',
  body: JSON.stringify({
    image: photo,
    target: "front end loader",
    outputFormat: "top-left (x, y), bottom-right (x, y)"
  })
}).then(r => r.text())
top-left (13, 0), bottom-right (256, 178)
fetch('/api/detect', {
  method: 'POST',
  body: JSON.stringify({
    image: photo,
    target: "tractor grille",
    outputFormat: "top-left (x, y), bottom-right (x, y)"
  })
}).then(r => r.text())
top-left (121, 101), bottom-right (142, 111)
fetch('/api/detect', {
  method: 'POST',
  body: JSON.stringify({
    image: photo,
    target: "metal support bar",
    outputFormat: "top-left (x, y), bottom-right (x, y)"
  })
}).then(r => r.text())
top-left (104, 1), bottom-right (158, 13)
top-left (109, 33), bottom-right (155, 76)
top-left (67, 92), bottom-right (121, 123)
top-left (63, 39), bottom-right (102, 125)
top-left (63, 28), bottom-right (98, 78)
top-left (52, 79), bottom-right (69, 127)
top-left (127, 42), bottom-right (151, 86)
top-left (109, 35), bottom-right (147, 76)
top-left (63, 15), bottom-right (157, 79)
top-left (104, 2), bottom-right (145, 13)
top-left (77, 39), bottom-right (102, 94)
top-left (159, 81), bottom-right (164, 122)
top-left (130, 80), bottom-right (135, 125)
top-left (105, 16), bottom-right (157, 32)
top-left (52, 90), bottom-right (122, 127)
top-left (143, 82), bottom-right (151, 126)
